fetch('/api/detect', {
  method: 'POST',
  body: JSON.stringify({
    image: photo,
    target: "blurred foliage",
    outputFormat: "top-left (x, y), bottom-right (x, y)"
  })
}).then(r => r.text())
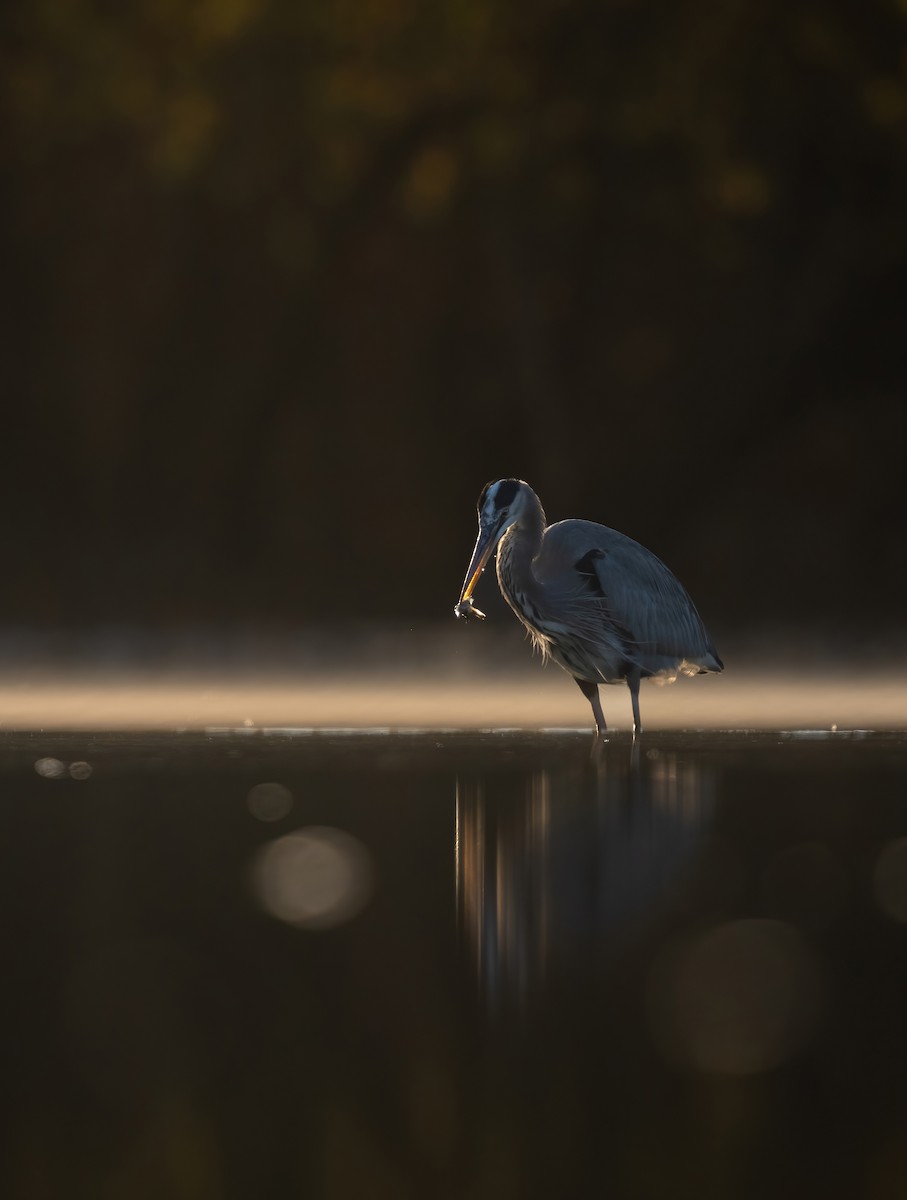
top-left (1, 0), bottom-right (906, 630)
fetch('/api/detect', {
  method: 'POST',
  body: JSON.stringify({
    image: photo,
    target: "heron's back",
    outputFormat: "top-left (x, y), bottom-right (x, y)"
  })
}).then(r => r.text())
top-left (533, 519), bottom-right (722, 679)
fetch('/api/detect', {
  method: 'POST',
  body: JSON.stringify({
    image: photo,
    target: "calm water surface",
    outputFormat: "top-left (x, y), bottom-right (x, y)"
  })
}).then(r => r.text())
top-left (2, 730), bottom-right (907, 1199)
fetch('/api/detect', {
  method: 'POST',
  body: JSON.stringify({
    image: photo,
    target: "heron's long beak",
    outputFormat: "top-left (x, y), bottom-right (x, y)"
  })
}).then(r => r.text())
top-left (457, 524), bottom-right (499, 605)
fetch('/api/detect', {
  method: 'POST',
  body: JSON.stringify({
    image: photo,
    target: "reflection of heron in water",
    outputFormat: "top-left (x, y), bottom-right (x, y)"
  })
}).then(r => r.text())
top-left (456, 744), bottom-right (714, 1009)
top-left (455, 479), bottom-right (723, 733)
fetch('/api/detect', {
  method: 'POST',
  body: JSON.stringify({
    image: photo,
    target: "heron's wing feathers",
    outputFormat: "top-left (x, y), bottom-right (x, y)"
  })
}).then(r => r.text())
top-left (536, 520), bottom-right (722, 674)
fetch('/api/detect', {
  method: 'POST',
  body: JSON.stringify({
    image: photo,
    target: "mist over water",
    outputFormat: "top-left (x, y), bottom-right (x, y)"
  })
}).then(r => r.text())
top-left (0, 625), bottom-right (904, 730)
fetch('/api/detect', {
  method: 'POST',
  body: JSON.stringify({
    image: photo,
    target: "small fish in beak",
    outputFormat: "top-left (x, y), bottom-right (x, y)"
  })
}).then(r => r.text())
top-left (454, 596), bottom-right (486, 621)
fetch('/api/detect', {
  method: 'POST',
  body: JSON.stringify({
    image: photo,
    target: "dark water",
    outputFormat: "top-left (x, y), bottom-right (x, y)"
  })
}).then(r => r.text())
top-left (3, 730), bottom-right (907, 1199)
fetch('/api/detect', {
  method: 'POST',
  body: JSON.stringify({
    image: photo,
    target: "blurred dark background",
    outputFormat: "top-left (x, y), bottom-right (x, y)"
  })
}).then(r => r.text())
top-left (2, 0), bottom-right (906, 641)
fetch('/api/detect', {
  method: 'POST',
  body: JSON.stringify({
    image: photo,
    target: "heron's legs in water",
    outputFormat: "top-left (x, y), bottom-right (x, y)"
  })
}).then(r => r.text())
top-left (576, 674), bottom-right (643, 735)
top-left (627, 669), bottom-right (642, 736)
top-left (574, 678), bottom-right (607, 735)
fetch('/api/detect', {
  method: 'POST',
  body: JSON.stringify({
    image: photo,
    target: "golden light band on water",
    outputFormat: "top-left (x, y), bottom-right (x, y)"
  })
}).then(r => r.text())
top-left (0, 666), bottom-right (904, 729)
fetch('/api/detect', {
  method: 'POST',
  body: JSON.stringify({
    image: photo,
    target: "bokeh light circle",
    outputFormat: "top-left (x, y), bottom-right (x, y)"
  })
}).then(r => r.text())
top-left (648, 918), bottom-right (824, 1075)
top-left (873, 838), bottom-right (907, 922)
top-left (35, 757), bottom-right (66, 778)
top-left (246, 781), bottom-right (293, 822)
top-left (250, 827), bottom-right (373, 930)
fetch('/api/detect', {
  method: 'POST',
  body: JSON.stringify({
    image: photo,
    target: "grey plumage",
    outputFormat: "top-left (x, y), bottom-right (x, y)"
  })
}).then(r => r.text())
top-left (454, 479), bottom-right (722, 733)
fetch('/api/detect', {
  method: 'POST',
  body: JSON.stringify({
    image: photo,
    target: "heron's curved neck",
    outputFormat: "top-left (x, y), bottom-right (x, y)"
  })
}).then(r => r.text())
top-left (496, 508), bottom-right (545, 606)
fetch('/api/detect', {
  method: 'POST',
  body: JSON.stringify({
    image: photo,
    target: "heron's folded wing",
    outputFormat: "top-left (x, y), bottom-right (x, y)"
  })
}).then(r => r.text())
top-left (537, 520), bottom-right (721, 669)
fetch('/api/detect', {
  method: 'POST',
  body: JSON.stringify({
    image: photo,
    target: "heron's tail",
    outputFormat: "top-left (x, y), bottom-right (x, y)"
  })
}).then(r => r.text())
top-left (688, 650), bottom-right (723, 674)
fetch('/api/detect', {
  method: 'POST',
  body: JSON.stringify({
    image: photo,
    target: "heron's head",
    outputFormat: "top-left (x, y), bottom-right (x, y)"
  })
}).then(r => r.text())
top-left (456, 479), bottom-right (538, 612)
top-left (476, 478), bottom-right (534, 536)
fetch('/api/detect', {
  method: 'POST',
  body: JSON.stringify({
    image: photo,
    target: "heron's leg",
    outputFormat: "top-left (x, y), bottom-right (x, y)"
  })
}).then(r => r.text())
top-left (574, 678), bottom-right (606, 735)
top-left (627, 670), bottom-right (642, 735)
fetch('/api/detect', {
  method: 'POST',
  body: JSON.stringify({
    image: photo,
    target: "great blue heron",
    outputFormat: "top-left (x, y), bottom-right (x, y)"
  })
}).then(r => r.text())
top-left (454, 479), bottom-right (723, 733)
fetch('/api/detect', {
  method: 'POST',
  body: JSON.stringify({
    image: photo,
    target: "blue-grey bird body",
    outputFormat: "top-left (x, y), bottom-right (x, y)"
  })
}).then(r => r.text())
top-left (455, 479), bottom-right (722, 733)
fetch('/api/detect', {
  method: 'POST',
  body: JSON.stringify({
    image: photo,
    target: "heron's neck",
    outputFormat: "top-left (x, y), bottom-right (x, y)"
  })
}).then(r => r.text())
top-left (496, 511), bottom-right (545, 607)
